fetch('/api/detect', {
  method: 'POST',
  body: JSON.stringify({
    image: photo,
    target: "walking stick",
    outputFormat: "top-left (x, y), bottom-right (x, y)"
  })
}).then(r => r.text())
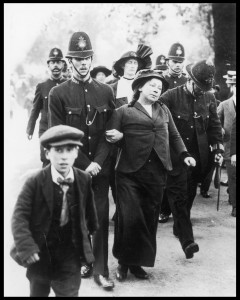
top-left (213, 163), bottom-right (221, 211)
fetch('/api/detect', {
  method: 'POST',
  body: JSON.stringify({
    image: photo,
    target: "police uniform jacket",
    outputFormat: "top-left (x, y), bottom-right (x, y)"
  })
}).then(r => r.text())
top-left (159, 85), bottom-right (223, 173)
top-left (107, 101), bottom-right (187, 173)
top-left (26, 77), bottom-right (66, 136)
top-left (217, 96), bottom-right (236, 159)
top-left (48, 78), bottom-right (115, 172)
top-left (163, 69), bottom-right (187, 90)
top-left (11, 165), bottom-right (99, 265)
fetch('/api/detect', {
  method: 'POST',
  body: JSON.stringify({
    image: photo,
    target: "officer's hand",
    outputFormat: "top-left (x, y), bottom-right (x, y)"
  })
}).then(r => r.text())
top-left (85, 162), bottom-right (101, 176)
top-left (25, 253), bottom-right (40, 265)
top-left (184, 157), bottom-right (196, 167)
top-left (105, 129), bottom-right (123, 143)
top-left (221, 128), bottom-right (225, 136)
top-left (214, 153), bottom-right (223, 166)
top-left (231, 154), bottom-right (236, 167)
top-left (27, 135), bottom-right (32, 140)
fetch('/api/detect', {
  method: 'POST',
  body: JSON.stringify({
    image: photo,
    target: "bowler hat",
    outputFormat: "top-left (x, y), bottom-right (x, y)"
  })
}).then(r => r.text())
top-left (223, 70), bottom-right (236, 84)
top-left (186, 59), bottom-right (216, 92)
top-left (47, 47), bottom-right (65, 63)
top-left (40, 125), bottom-right (84, 148)
top-left (132, 69), bottom-right (169, 92)
top-left (155, 55), bottom-right (168, 71)
top-left (113, 51), bottom-right (145, 77)
top-left (90, 66), bottom-right (111, 78)
top-left (166, 42), bottom-right (185, 63)
top-left (66, 31), bottom-right (93, 59)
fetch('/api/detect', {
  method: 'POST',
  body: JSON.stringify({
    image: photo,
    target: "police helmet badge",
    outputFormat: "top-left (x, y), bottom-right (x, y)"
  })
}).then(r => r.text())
top-left (53, 49), bottom-right (58, 57)
top-left (176, 46), bottom-right (182, 56)
top-left (77, 36), bottom-right (87, 50)
top-left (160, 56), bottom-right (165, 64)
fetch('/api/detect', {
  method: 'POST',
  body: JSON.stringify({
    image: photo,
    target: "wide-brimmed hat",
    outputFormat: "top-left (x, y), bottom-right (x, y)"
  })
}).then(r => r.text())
top-left (113, 51), bottom-right (145, 77)
top-left (223, 70), bottom-right (236, 84)
top-left (155, 54), bottom-right (168, 71)
top-left (40, 125), bottom-right (84, 148)
top-left (47, 47), bottom-right (65, 63)
top-left (186, 59), bottom-right (216, 92)
top-left (66, 31), bottom-right (93, 59)
top-left (166, 42), bottom-right (185, 63)
top-left (132, 69), bottom-right (169, 92)
top-left (90, 66), bottom-right (112, 78)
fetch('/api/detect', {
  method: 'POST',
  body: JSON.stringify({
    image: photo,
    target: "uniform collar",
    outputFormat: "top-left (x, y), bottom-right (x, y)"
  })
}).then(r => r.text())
top-left (72, 76), bottom-right (92, 85)
top-left (50, 75), bottom-right (63, 82)
top-left (51, 164), bottom-right (74, 185)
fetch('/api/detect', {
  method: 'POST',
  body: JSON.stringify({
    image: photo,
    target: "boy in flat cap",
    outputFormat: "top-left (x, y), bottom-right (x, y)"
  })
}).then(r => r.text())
top-left (11, 125), bottom-right (98, 297)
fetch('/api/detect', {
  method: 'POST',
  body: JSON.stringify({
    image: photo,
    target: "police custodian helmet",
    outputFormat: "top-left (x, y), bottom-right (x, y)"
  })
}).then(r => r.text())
top-left (155, 55), bottom-right (168, 71)
top-left (47, 47), bottom-right (65, 63)
top-left (166, 42), bottom-right (185, 63)
top-left (66, 31), bottom-right (94, 59)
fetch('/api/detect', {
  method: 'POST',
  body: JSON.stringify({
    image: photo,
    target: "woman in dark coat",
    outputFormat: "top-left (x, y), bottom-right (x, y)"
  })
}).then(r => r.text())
top-left (105, 69), bottom-right (196, 281)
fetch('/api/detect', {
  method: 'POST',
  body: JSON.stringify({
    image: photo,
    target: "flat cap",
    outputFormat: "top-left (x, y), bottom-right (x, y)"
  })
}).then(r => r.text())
top-left (40, 125), bottom-right (84, 148)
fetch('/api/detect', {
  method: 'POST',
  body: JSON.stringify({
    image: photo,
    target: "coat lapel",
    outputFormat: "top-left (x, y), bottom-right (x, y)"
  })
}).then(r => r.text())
top-left (41, 165), bottom-right (54, 213)
top-left (227, 97), bottom-right (236, 118)
top-left (152, 102), bottom-right (161, 123)
top-left (134, 101), bottom-right (152, 119)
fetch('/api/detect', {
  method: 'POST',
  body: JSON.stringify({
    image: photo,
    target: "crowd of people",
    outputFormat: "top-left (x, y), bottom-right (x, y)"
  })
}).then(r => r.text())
top-left (10, 31), bottom-right (236, 297)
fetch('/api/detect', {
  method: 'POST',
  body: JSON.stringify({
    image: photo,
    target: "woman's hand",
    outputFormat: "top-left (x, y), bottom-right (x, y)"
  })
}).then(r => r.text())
top-left (25, 253), bottom-right (40, 265)
top-left (184, 157), bottom-right (196, 167)
top-left (231, 154), bottom-right (236, 167)
top-left (85, 162), bottom-right (101, 176)
top-left (105, 129), bottom-right (123, 143)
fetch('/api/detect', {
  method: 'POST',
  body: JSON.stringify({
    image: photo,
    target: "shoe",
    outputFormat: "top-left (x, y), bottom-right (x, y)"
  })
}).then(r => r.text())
top-left (158, 213), bottom-right (170, 223)
top-left (116, 264), bottom-right (128, 281)
top-left (173, 226), bottom-right (179, 238)
top-left (231, 207), bottom-right (236, 217)
top-left (200, 190), bottom-right (211, 198)
top-left (129, 266), bottom-right (149, 279)
top-left (228, 198), bottom-right (232, 205)
top-left (220, 180), bottom-right (228, 186)
top-left (184, 242), bottom-right (199, 259)
top-left (81, 264), bottom-right (93, 278)
top-left (94, 274), bottom-right (114, 290)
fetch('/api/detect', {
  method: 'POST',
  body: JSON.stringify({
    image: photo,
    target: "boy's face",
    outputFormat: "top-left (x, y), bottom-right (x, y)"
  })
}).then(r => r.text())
top-left (45, 145), bottom-right (78, 177)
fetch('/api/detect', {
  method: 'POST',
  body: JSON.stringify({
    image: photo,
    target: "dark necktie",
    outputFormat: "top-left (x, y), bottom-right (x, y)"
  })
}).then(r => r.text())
top-left (57, 177), bottom-right (73, 226)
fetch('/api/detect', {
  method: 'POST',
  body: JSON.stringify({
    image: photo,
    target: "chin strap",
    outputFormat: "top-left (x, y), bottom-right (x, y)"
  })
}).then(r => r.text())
top-left (70, 59), bottom-right (90, 79)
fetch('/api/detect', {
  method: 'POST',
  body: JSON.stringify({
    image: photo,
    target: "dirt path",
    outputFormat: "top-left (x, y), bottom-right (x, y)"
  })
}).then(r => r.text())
top-left (4, 109), bottom-right (236, 297)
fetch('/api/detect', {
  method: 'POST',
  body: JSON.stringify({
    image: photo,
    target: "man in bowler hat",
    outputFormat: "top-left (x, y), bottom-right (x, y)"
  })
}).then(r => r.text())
top-left (48, 31), bottom-right (116, 290)
top-left (26, 47), bottom-right (66, 167)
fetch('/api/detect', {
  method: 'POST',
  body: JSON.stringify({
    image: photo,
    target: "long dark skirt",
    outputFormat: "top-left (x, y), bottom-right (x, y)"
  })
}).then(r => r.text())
top-left (113, 151), bottom-right (167, 267)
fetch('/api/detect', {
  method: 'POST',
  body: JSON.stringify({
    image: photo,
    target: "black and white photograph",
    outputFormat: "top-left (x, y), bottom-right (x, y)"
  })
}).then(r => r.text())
top-left (4, 3), bottom-right (236, 297)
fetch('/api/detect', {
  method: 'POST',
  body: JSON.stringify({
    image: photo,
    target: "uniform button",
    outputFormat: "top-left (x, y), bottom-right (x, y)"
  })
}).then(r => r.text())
top-left (178, 116), bottom-right (180, 118)
top-left (174, 81), bottom-right (176, 84)
top-left (56, 83), bottom-right (59, 86)
top-left (186, 138), bottom-right (189, 140)
top-left (104, 109), bottom-right (107, 112)
top-left (148, 160), bottom-right (151, 162)
top-left (69, 111), bottom-right (72, 114)
top-left (194, 100), bottom-right (197, 102)
top-left (89, 152), bottom-right (91, 155)
top-left (85, 89), bottom-right (88, 92)
top-left (45, 96), bottom-right (47, 99)
top-left (88, 136), bottom-right (91, 139)
top-left (191, 126), bottom-right (193, 128)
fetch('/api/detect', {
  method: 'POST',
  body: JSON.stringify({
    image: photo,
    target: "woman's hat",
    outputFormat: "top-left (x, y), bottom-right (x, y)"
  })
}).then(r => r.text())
top-left (186, 59), bottom-right (216, 92)
top-left (132, 69), bottom-right (169, 92)
top-left (90, 66), bottom-right (112, 78)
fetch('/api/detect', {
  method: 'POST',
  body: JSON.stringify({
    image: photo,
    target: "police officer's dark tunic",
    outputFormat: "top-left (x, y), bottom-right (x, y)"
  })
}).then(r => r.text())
top-left (26, 77), bottom-right (66, 164)
top-left (160, 85), bottom-right (223, 218)
top-left (48, 76), bottom-right (115, 277)
top-left (108, 101), bottom-right (187, 267)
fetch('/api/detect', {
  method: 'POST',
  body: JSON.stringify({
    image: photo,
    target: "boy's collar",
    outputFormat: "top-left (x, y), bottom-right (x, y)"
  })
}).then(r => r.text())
top-left (51, 165), bottom-right (74, 185)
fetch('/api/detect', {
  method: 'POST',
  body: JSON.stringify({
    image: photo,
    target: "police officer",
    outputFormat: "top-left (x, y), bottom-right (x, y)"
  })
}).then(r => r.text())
top-left (26, 47), bottom-right (66, 167)
top-left (159, 42), bottom-right (188, 223)
top-left (155, 54), bottom-right (168, 71)
top-left (48, 31), bottom-right (115, 290)
top-left (159, 59), bottom-right (224, 244)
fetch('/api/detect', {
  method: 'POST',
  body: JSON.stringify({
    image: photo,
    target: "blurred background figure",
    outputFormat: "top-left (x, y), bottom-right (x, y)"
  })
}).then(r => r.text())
top-left (154, 54), bottom-right (168, 71)
top-left (26, 47), bottom-right (66, 167)
top-left (104, 61), bottom-right (120, 85)
top-left (217, 71), bottom-right (236, 216)
top-left (62, 60), bottom-right (73, 80)
top-left (90, 66), bottom-right (111, 83)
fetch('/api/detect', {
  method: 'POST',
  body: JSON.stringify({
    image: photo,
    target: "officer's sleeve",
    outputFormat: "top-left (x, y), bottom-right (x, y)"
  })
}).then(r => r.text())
top-left (159, 89), bottom-right (172, 109)
top-left (207, 95), bottom-right (224, 153)
top-left (26, 84), bottom-right (42, 135)
top-left (230, 117), bottom-right (236, 156)
top-left (93, 88), bottom-right (116, 167)
top-left (48, 87), bottom-right (65, 128)
top-left (217, 101), bottom-right (224, 127)
top-left (11, 176), bottom-right (40, 263)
